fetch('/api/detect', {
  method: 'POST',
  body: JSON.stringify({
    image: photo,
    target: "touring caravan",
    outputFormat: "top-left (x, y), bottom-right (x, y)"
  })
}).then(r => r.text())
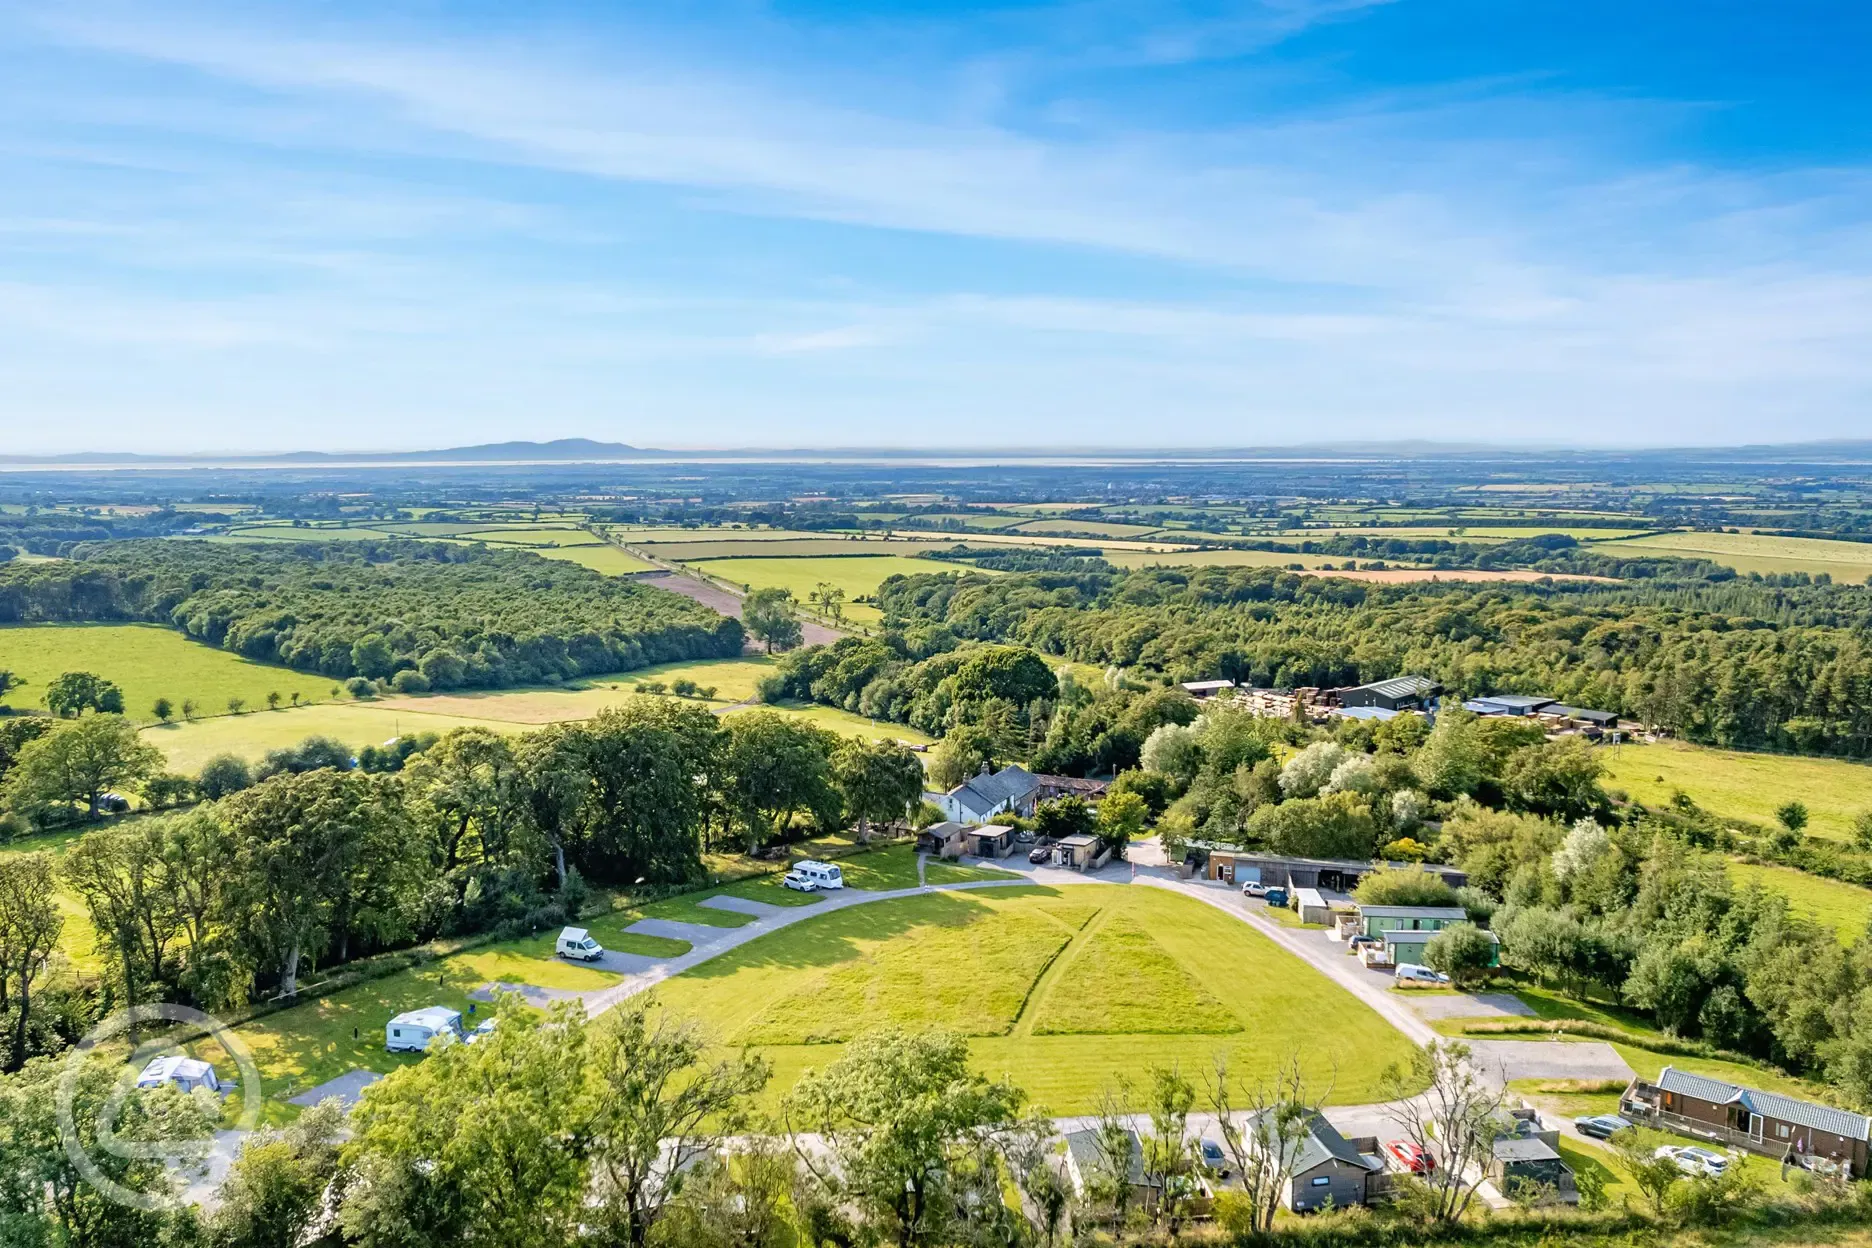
top-left (791, 860), bottom-right (845, 890)
top-left (385, 1006), bottom-right (466, 1053)
top-left (136, 1055), bottom-right (221, 1094)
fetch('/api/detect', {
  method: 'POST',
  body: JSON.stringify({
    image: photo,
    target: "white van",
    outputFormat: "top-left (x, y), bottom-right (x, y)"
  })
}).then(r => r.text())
top-left (791, 860), bottom-right (845, 890)
top-left (385, 1006), bottom-right (465, 1053)
top-left (557, 926), bottom-right (605, 961)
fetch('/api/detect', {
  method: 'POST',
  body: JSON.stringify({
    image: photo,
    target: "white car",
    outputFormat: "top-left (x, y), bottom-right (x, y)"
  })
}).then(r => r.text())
top-left (465, 1017), bottom-right (498, 1045)
top-left (1240, 881), bottom-right (1269, 897)
top-left (1656, 1144), bottom-right (1729, 1177)
top-left (782, 870), bottom-right (819, 892)
top-left (1395, 963), bottom-right (1451, 985)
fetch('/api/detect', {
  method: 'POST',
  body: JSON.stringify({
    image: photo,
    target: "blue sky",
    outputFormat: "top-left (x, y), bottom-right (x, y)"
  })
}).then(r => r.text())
top-left (2, 0), bottom-right (1869, 453)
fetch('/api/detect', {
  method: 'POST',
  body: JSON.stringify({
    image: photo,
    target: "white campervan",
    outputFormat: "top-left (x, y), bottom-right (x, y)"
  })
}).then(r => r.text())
top-left (385, 1006), bottom-right (465, 1053)
top-left (791, 860), bottom-right (844, 890)
top-left (557, 926), bottom-right (605, 961)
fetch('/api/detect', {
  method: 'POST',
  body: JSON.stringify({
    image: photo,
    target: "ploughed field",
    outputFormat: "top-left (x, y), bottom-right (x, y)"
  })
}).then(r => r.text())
top-left (648, 883), bottom-right (1419, 1111)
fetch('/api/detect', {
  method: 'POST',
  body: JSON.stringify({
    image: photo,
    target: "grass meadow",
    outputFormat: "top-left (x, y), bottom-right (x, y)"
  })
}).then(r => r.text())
top-left (1603, 741), bottom-right (1872, 841)
top-left (1595, 531), bottom-right (1872, 581)
top-left (528, 544), bottom-right (656, 574)
top-left (649, 884), bottom-right (1421, 1112)
top-left (1, 623), bottom-right (335, 723)
top-left (687, 554), bottom-right (976, 623)
top-left (1728, 860), bottom-right (1871, 941)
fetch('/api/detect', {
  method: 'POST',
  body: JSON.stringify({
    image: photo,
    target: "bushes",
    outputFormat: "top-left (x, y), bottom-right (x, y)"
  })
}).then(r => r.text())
top-left (197, 754), bottom-right (253, 799)
top-left (1353, 865), bottom-right (1460, 907)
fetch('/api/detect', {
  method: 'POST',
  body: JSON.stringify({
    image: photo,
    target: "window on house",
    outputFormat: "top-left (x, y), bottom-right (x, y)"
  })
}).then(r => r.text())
top-left (1778, 1125), bottom-right (1790, 1138)
top-left (1310, 1177), bottom-right (1330, 1187)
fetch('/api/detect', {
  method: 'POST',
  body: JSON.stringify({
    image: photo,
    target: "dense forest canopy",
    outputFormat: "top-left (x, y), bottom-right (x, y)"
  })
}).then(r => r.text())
top-left (869, 566), bottom-right (1872, 757)
top-left (0, 540), bottom-right (744, 686)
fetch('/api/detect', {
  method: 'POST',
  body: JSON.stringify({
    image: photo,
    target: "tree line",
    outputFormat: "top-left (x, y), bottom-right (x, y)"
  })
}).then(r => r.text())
top-left (865, 564), bottom-right (1872, 757)
top-left (0, 539), bottom-right (745, 688)
top-left (0, 698), bottom-right (926, 1067)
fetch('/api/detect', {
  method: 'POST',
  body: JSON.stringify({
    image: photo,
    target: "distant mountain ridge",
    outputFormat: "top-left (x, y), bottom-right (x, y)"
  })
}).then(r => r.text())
top-left (8, 437), bottom-right (1872, 465)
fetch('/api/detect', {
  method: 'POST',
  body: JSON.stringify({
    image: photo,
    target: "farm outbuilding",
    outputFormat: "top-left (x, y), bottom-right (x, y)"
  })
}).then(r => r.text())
top-left (1057, 834), bottom-right (1100, 869)
top-left (1205, 852), bottom-right (1467, 893)
top-left (964, 825), bottom-right (1016, 858)
top-left (916, 821), bottom-right (966, 859)
top-left (1292, 887), bottom-right (1334, 925)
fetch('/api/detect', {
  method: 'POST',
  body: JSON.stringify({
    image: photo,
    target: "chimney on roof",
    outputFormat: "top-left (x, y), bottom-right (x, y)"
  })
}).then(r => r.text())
top-left (979, 761), bottom-right (992, 776)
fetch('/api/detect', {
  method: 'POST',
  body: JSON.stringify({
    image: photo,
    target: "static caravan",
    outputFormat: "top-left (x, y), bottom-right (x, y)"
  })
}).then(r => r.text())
top-left (386, 1006), bottom-right (466, 1053)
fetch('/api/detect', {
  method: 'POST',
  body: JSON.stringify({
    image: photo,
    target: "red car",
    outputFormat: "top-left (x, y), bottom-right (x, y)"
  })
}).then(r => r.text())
top-left (1385, 1140), bottom-right (1435, 1174)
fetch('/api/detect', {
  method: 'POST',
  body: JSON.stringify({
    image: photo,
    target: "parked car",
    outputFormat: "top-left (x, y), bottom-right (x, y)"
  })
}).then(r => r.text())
top-left (1240, 880), bottom-right (1269, 897)
top-left (1199, 1138), bottom-right (1230, 1177)
top-left (1656, 1144), bottom-right (1729, 1177)
top-left (782, 870), bottom-right (819, 892)
top-left (1385, 1139), bottom-right (1435, 1174)
top-left (1574, 1114), bottom-right (1632, 1140)
top-left (1395, 963), bottom-right (1451, 985)
top-left (1347, 934), bottom-right (1381, 952)
top-left (1028, 845), bottom-right (1053, 864)
top-left (465, 1017), bottom-right (498, 1045)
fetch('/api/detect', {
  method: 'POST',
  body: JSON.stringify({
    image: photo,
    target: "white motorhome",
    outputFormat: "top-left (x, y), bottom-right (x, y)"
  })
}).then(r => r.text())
top-left (557, 926), bottom-right (605, 961)
top-left (385, 1006), bottom-right (466, 1053)
top-left (791, 860), bottom-right (845, 890)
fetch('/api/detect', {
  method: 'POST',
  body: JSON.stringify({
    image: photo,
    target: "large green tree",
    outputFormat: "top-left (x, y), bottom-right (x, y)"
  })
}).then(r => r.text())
top-left (0, 853), bottom-right (62, 1070)
top-left (718, 712), bottom-right (839, 854)
top-left (586, 1002), bottom-right (770, 1248)
top-left (832, 737), bottom-right (925, 843)
top-left (340, 1002), bottom-right (594, 1248)
top-left (43, 670), bottom-right (124, 718)
top-left (564, 699), bottom-right (720, 884)
top-left (743, 587), bottom-right (804, 653)
top-left (63, 823), bottom-right (177, 1032)
top-left (2, 713), bottom-right (162, 821)
top-left (220, 769), bottom-right (412, 995)
top-left (785, 1027), bottom-right (1033, 1248)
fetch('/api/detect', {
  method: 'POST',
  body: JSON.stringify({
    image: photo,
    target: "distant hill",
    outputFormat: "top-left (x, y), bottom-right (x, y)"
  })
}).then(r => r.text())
top-left (0, 439), bottom-right (649, 465)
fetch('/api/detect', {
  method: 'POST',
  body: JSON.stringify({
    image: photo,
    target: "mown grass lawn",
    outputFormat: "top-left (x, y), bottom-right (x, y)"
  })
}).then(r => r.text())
top-left (1603, 741), bottom-right (1872, 842)
top-left (925, 858), bottom-right (1023, 885)
top-left (1, 623), bottom-right (335, 723)
top-left (144, 702), bottom-right (529, 773)
top-left (649, 884), bottom-right (1421, 1113)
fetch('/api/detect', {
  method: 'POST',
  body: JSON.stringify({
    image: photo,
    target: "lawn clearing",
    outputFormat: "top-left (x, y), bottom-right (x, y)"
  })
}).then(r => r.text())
top-left (1029, 912), bottom-right (1239, 1035)
top-left (830, 845), bottom-right (926, 890)
top-left (0, 623), bottom-right (335, 723)
top-left (1727, 860), bottom-right (1871, 941)
top-left (0, 825), bottom-right (102, 973)
top-left (925, 858), bottom-right (1024, 885)
top-left (650, 884), bottom-right (1420, 1112)
top-left (1604, 741), bottom-right (1872, 842)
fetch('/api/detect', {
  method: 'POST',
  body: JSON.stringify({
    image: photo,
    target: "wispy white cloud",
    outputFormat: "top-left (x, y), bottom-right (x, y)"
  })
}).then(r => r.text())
top-left (1, 1), bottom-right (1869, 450)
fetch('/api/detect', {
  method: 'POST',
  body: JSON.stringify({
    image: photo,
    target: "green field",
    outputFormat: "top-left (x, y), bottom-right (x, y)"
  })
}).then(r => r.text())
top-left (723, 700), bottom-right (936, 744)
top-left (617, 527), bottom-right (827, 543)
top-left (1010, 518), bottom-right (1166, 538)
top-left (381, 657), bottom-right (779, 722)
top-left (688, 555), bottom-right (982, 623)
top-left (649, 884), bottom-right (1420, 1112)
top-left (1103, 548), bottom-right (1344, 570)
top-left (1728, 860), bottom-right (1871, 941)
top-left (1604, 741), bottom-right (1872, 841)
top-left (144, 703), bottom-right (529, 773)
top-left (1, 623), bottom-right (336, 723)
top-left (0, 826), bottom-right (101, 973)
top-left (215, 524), bottom-right (404, 543)
top-left (453, 526), bottom-right (604, 547)
top-left (653, 538), bottom-right (947, 561)
top-left (1596, 531), bottom-right (1872, 581)
top-left (529, 544), bottom-right (655, 574)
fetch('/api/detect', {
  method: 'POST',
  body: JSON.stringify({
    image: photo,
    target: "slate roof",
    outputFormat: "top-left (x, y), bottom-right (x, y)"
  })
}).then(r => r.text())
top-left (947, 764), bottom-right (1041, 818)
top-left (1656, 1067), bottom-right (1870, 1142)
top-left (1064, 1128), bottom-right (1148, 1187)
top-left (1475, 694), bottom-right (1555, 711)
top-left (1246, 1110), bottom-right (1379, 1175)
top-left (1493, 1137), bottom-right (1562, 1163)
